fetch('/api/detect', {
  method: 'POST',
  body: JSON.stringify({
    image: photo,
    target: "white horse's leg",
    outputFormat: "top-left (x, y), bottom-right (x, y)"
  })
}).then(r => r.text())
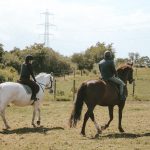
top-left (32, 102), bottom-right (40, 127)
top-left (37, 108), bottom-right (41, 126)
top-left (0, 110), bottom-right (10, 129)
top-left (32, 107), bottom-right (36, 127)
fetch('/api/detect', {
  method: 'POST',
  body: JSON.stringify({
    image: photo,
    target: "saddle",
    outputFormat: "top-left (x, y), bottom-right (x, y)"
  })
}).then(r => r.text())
top-left (17, 80), bottom-right (40, 102)
top-left (101, 78), bottom-right (120, 95)
top-left (21, 84), bottom-right (32, 94)
top-left (101, 78), bottom-right (127, 98)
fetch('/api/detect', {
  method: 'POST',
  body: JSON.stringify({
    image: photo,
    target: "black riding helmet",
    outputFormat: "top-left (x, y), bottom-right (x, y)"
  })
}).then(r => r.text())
top-left (25, 55), bottom-right (33, 63)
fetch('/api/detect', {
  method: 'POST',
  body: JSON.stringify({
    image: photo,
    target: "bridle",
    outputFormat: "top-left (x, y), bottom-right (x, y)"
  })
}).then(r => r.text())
top-left (37, 75), bottom-right (53, 92)
top-left (49, 75), bottom-right (53, 89)
top-left (127, 68), bottom-right (134, 84)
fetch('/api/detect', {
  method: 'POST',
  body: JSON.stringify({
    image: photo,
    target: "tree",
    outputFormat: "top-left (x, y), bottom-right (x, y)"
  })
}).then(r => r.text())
top-left (71, 42), bottom-right (115, 74)
top-left (71, 53), bottom-right (85, 75)
top-left (2, 52), bottom-right (22, 73)
top-left (85, 42), bottom-right (115, 63)
top-left (23, 43), bottom-right (72, 75)
top-left (0, 43), bottom-right (4, 63)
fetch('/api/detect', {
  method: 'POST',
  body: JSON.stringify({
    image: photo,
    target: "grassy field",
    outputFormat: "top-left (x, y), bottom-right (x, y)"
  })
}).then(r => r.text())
top-left (0, 68), bottom-right (150, 150)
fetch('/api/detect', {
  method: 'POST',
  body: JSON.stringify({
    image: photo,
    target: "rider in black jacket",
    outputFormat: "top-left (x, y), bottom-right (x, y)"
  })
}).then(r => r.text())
top-left (19, 55), bottom-right (39, 101)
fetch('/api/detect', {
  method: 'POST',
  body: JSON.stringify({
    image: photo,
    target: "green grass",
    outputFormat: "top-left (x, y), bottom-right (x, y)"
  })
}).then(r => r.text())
top-left (0, 68), bottom-right (150, 150)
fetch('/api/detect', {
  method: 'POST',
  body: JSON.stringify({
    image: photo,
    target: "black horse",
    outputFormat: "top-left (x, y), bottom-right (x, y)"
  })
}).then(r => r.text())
top-left (69, 64), bottom-right (134, 137)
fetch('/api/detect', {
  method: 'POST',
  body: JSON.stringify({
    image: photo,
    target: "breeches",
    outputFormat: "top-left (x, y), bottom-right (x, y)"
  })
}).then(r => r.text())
top-left (19, 79), bottom-right (39, 94)
top-left (109, 76), bottom-right (125, 95)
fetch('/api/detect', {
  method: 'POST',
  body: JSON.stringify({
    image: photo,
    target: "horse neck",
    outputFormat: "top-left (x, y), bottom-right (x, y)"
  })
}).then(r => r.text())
top-left (36, 76), bottom-right (47, 89)
top-left (117, 69), bottom-right (128, 84)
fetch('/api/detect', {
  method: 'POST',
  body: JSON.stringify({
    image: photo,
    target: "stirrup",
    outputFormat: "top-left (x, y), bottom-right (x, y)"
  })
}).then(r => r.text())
top-left (31, 96), bottom-right (38, 101)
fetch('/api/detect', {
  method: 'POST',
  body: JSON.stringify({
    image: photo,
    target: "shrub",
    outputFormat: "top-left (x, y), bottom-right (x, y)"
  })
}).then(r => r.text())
top-left (0, 67), bottom-right (19, 82)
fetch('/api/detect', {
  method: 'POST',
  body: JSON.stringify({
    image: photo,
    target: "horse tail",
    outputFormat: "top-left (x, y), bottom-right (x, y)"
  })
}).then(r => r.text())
top-left (69, 82), bottom-right (86, 128)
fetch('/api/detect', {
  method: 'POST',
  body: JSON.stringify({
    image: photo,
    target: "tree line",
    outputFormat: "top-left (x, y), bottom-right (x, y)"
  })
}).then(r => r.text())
top-left (0, 43), bottom-right (71, 73)
top-left (0, 42), bottom-right (115, 81)
top-left (1, 40), bottom-right (149, 81)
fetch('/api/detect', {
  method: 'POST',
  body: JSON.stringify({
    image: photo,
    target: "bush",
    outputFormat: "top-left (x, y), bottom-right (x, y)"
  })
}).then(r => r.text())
top-left (0, 74), bottom-right (5, 83)
top-left (0, 67), bottom-right (19, 82)
top-left (93, 69), bottom-right (97, 74)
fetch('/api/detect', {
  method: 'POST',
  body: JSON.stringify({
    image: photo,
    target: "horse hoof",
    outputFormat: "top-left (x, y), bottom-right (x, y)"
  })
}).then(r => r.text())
top-left (3, 126), bottom-right (10, 130)
top-left (6, 126), bottom-right (10, 130)
top-left (98, 129), bottom-right (102, 134)
top-left (32, 124), bottom-right (36, 128)
top-left (37, 121), bottom-right (40, 125)
top-left (101, 126), bottom-right (105, 130)
top-left (119, 128), bottom-right (124, 133)
top-left (95, 133), bottom-right (99, 139)
top-left (80, 132), bottom-right (86, 137)
top-left (101, 125), bottom-right (107, 130)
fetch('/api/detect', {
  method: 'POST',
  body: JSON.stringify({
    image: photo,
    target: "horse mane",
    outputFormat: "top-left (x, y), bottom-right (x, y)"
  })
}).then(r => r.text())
top-left (117, 64), bottom-right (132, 71)
top-left (35, 72), bottom-right (47, 78)
top-left (117, 64), bottom-right (133, 81)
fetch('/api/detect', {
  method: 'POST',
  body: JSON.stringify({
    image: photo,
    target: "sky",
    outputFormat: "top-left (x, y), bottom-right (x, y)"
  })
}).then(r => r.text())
top-left (0, 0), bottom-right (150, 58)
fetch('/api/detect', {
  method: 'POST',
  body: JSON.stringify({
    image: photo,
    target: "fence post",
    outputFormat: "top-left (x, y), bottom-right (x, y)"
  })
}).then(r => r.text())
top-left (64, 72), bottom-right (65, 80)
top-left (54, 79), bottom-right (56, 100)
top-left (135, 68), bottom-right (137, 79)
top-left (73, 79), bottom-right (75, 101)
top-left (132, 79), bottom-right (135, 97)
top-left (73, 68), bottom-right (75, 78)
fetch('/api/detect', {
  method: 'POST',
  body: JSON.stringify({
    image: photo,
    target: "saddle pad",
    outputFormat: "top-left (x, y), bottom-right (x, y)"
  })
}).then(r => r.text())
top-left (22, 84), bottom-right (32, 94)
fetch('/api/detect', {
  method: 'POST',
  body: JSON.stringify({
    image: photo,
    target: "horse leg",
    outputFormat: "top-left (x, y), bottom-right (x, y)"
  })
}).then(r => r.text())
top-left (90, 111), bottom-right (102, 138)
top-left (101, 106), bottom-right (114, 130)
top-left (32, 109), bottom-right (36, 127)
top-left (118, 104), bottom-right (125, 132)
top-left (32, 102), bottom-right (39, 127)
top-left (0, 110), bottom-right (10, 129)
top-left (36, 108), bottom-right (41, 126)
top-left (80, 109), bottom-right (91, 136)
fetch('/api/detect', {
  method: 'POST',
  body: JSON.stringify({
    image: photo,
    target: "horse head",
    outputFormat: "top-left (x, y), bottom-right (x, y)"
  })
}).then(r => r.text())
top-left (47, 73), bottom-right (54, 91)
top-left (36, 73), bottom-right (54, 92)
top-left (117, 65), bottom-right (134, 84)
top-left (44, 73), bottom-right (54, 90)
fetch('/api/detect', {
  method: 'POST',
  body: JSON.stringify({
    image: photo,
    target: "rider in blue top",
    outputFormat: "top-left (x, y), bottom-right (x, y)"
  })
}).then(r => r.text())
top-left (99, 51), bottom-right (126, 101)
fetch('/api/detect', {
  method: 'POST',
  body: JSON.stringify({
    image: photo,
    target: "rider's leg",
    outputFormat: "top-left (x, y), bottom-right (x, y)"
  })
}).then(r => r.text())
top-left (109, 76), bottom-right (126, 100)
top-left (18, 79), bottom-right (38, 101)
top-left (28, 81), bottom-right (38, 100)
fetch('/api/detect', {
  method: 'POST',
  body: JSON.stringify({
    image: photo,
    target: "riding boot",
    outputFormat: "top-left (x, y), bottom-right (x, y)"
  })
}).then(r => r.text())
top-left (120, 94), bottom-right (126, 101)
top-left (31, 92), bottom-right (38, 101)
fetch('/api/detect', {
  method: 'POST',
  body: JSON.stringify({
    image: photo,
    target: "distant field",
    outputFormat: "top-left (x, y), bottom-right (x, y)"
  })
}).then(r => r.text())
top-left (0, 68), bottom-right (150, 150)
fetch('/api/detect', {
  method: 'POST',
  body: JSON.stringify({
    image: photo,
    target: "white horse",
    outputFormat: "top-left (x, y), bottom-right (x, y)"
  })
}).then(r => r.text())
top-left (0, 72), bottom-right (53, 129)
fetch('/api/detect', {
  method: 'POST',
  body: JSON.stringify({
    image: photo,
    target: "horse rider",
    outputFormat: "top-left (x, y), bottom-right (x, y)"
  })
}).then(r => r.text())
top-left (19, 55), bottom-right (39, 101)
top-left (98, 50), bottom-right (126, 101)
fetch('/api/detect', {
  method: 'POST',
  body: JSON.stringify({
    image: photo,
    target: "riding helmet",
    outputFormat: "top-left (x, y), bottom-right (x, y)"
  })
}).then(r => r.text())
top-left (25, 55), bottom-right (33, 62)
top-left (104, 51), bottom-right (112, 59)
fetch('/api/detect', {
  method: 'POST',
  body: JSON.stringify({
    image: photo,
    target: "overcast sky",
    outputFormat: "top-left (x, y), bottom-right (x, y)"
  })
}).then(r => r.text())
top-left (0, 0), bottom-right (150, 58)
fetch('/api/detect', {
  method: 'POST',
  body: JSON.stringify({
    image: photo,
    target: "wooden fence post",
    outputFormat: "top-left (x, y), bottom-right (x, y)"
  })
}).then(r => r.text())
top-left (132, 79), bottom-right (135, 97)
top-left (54, 79), bottom-right (56, 100)
top-left (73, 79), bottom-right (75, 101)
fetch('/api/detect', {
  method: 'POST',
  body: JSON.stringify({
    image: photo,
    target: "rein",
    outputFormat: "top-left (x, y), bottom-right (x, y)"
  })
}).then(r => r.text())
top-left (37, 82), bottom-right (45, 92)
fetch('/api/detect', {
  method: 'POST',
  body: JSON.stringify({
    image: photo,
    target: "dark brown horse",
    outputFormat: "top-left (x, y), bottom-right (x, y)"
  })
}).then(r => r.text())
top-left (69, 64), bottom-right (134, 137)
